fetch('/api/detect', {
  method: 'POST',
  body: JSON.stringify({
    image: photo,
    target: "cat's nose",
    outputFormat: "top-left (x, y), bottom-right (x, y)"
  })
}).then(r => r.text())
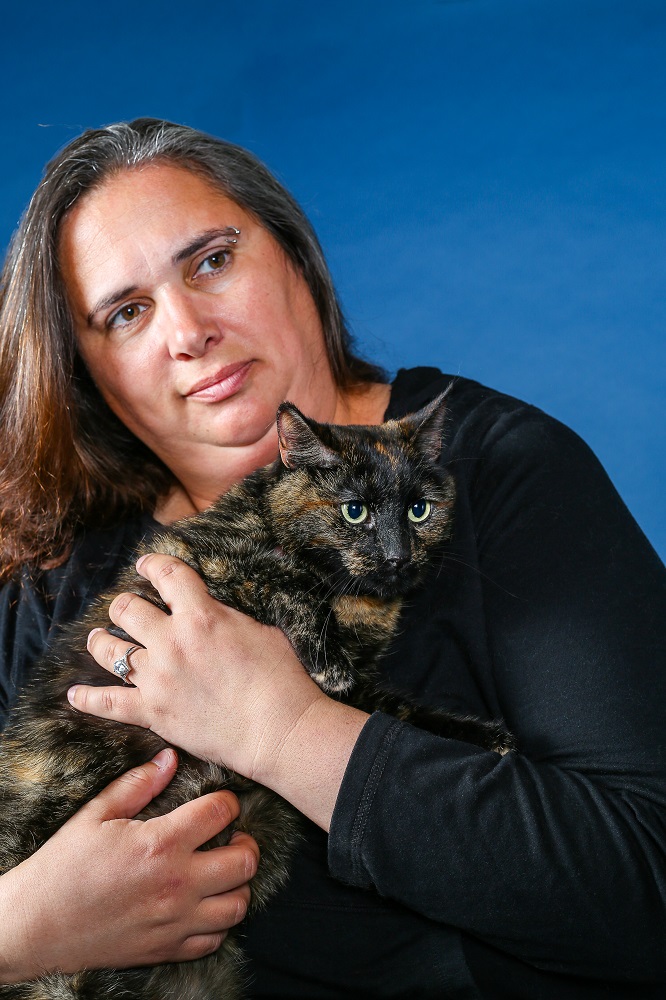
top-left (386, 555), bottom-right (409, 571)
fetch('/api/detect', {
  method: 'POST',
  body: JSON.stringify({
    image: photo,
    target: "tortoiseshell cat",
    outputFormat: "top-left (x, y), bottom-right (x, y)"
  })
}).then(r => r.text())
top-left (0, 391), bottom-right (512, 1000)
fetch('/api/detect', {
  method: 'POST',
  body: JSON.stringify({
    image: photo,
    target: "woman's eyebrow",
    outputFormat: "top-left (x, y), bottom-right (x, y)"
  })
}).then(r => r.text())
top-left (171, 227), bottom-right (241, 266)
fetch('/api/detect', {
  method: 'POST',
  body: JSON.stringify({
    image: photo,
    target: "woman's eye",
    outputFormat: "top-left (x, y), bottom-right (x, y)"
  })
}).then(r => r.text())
top-left (194, 249), bottom-right (231, 277)
top-left (341, 501), bottom-right (369, 525)
top-left (108, 303), bottom-right (147, 328)
top-left (408, 499), bottom-right (431, 523)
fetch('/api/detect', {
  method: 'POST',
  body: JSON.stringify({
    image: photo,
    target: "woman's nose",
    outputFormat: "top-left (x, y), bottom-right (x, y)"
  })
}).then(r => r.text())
top-left (161, 291), bottom-right (222, 360)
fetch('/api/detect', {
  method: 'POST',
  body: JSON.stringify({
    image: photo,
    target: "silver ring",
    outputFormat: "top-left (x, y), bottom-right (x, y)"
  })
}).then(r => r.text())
top-left (113, 644), bottom-right (141, 684)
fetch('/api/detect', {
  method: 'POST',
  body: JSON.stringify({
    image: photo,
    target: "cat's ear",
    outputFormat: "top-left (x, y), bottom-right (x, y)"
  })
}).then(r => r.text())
top-left (401, 386), bottom-right (452, 461)
top-left (277, 403), bottom-right (342, 470)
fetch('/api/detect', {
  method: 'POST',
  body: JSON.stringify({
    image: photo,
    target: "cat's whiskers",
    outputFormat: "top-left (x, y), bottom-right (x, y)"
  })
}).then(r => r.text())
top-left (432, 552), bottom-right (519, 599)
top-left (317, 608), bottom-right (336, 674)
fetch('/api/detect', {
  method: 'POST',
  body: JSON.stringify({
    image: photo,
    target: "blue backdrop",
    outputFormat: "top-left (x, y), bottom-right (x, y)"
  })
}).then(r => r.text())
top-left (2, 0), bottom-right (664, 558)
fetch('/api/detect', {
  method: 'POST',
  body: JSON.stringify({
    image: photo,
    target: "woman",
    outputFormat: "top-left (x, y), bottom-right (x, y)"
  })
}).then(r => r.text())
top-left (1, 118), bottom-right (665, 999)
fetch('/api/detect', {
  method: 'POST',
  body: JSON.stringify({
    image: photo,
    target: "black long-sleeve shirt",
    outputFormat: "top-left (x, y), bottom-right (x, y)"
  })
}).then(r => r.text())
top-left (2, 368), bottom-right (665, 999)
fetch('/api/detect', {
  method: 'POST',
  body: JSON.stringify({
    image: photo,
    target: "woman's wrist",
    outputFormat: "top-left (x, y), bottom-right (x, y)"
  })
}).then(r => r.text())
top-left (0, 867), bottom-right (42, 984)
top-left (252, 693), bottom-right (369, 832)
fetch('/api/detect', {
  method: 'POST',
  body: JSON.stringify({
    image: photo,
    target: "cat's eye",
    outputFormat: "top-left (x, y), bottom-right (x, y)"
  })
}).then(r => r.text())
top-left (341, 501), bottom-right (369, 525)
top-left (408, 499), bottom-right (431, 523)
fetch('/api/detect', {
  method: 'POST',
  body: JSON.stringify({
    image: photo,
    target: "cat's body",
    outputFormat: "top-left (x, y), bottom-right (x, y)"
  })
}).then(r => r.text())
top-left (0, 393), bottom-right (512, 999)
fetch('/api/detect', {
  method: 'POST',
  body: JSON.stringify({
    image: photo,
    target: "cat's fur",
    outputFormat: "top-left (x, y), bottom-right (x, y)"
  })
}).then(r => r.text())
top-left (0, 391), bottom-right (512, 999)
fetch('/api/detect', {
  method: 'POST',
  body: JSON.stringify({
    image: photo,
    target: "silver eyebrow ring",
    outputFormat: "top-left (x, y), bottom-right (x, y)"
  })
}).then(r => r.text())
top-left (223, 226), bottom-right (241, 244)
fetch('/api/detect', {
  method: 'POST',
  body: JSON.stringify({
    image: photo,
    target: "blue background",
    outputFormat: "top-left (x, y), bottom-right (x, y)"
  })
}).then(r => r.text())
top-left (2, 0), bottom-right (664, 559)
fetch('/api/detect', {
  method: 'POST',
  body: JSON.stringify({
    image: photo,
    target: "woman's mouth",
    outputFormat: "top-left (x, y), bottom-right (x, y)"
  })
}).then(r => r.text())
top-left (185, 361), bottom-right (253, 402)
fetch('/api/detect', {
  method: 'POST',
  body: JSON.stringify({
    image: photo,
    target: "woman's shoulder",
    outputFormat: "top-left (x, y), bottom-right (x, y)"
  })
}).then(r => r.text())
top-left (386, 367), bottom-right (655, 551)
top-left (0, 515), bottom-right (156, 726)
top-left (28, 515), bottom-right (156, 621)
top-left (389, 365), bottom-right (547, 419)
top-left (387, 365), bottom-right (578, 458)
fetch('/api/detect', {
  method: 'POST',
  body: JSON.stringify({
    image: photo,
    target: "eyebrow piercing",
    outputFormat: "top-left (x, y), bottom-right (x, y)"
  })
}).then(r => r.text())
top-left (224, 226), bottom-right (241, 244)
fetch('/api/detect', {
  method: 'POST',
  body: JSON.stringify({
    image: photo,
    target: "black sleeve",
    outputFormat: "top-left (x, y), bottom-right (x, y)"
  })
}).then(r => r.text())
top-left (0, 519), bottom-right (151, 729)
top-left (328, 403), bottom-right (666, 983)
top-left (0, 572), bottom-right (52, 729)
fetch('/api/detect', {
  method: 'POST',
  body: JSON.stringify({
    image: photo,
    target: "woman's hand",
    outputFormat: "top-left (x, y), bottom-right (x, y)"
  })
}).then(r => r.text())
top-left (68, 554), bottom-right (370, 831)
top-left (69, 553), bottom-right (328, 781)
top-left (0, 748), bottom-right (258, 984)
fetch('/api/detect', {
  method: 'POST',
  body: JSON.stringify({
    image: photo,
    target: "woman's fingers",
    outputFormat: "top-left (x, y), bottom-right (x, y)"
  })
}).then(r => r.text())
top-left (192, 832), bottom-right (260, 898)
top-left (68, 628), bottom-right (150, 721)
top-left (81, 750), bottom-right (260, 898)
top-left (133, 552), bottom-right (211, 612)
top-left (67, 675), bottom-right (147, 726)
top-left (193, 883), bottom-right (251, 935)
top-left (161, 788), bottom-right (240, 850)
top-left (86, 627), bottom-right (145, 678)
top-left (82, 556), bottom-right (211, 677)
top-left (82, 748), bottom-right (177, 822)
top-left (175, 932), bottom-right (226, 963)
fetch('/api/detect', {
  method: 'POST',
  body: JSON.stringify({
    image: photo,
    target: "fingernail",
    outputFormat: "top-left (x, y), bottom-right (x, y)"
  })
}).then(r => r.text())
top-left (136, 554), bottom-right (148, 572)
top-left (67, 686), bottom-right (79, 704)
top-left (152, 748), bottom-right (174, 770)
top-left (86, 628), bottom-right (103, 651)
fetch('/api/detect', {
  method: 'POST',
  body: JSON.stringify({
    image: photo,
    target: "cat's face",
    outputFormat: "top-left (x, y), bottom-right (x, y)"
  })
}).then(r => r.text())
top-left (269, 392), bottom-right (455, 597)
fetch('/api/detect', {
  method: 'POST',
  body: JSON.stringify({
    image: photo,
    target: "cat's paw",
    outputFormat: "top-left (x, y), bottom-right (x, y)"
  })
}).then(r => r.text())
top-left (307, 650), bottom-right (356, 695)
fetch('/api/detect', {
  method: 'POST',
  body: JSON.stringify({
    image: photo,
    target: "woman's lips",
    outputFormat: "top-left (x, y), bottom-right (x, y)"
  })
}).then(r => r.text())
top-left (185, 361), bottom-right (253, 402)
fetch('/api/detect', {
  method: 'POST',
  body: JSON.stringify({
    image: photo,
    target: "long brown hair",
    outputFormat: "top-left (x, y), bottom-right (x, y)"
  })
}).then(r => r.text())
top-left (0, 118), bottom-right (384, 581)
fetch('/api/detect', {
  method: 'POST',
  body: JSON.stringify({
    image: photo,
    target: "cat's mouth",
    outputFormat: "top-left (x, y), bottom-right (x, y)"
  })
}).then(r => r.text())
top-left (357, 563), bottom-right (421, 598)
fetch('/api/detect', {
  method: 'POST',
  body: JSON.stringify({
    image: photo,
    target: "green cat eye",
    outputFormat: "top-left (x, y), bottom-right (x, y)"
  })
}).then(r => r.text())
top-left (341, 501), bottom-right (369, 524)
top-left (408, 499), bottom-right (431, 523)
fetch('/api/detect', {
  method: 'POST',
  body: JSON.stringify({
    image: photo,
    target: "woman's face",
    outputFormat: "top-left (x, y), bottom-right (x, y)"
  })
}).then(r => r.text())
top-left (59, 163), bottom-right (339, 502)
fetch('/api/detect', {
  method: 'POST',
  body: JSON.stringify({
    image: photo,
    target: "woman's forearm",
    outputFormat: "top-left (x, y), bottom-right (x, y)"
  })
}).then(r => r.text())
top-left (0, 865), bottom-right (41, 984)
top-left (250, 696), bottom-right (370, 832)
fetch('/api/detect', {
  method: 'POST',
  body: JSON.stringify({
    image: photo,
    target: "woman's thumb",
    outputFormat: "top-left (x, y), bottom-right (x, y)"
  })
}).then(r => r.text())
top-left (84, 748), bottom-right (177, 822)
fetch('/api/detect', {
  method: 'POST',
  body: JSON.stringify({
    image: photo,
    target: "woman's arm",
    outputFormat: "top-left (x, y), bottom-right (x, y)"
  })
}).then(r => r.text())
top-left (70, 406), bottom-right (666, 984)
top-left (0, 749), bottom-right (258, 984)
top-left (329, 407), bottom-right (666, 982)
